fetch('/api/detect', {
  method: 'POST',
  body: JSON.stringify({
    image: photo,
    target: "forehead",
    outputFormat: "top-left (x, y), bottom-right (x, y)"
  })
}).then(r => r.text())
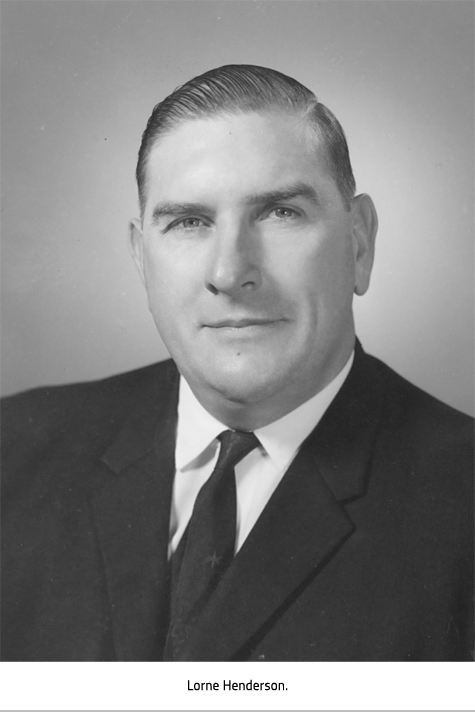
top-left (143, 112), bottom-right (335, 208)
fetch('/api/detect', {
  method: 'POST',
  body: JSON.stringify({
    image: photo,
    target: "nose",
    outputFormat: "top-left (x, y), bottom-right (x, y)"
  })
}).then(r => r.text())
top-left (205, 220), bottom-right (262, 297)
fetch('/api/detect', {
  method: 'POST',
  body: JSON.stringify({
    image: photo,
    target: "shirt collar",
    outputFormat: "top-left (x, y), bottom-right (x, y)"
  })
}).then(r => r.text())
top-left (175, 351), bottom-right (354, 472)
top-left (175, 379), bottom-right (229, 471)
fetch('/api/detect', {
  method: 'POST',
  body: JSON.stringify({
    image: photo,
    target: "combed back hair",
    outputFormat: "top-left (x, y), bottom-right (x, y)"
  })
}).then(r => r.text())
top-left (136, 64), bottom-right (356, 215)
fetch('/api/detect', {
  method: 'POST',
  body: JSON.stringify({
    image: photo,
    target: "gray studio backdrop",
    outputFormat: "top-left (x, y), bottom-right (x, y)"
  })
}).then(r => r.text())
top-left (1, 0), bottom-right (473, 416)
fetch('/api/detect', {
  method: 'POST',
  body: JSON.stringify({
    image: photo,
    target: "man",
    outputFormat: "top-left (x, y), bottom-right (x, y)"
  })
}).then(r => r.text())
top-left (2, 65), bottom-right (473, 661)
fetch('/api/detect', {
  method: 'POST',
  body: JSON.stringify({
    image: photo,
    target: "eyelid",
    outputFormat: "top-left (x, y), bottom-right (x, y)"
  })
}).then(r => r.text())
top-left (166, 215), bottom-right (211, 231)
top-left (263, 204), bottom-right (302, 218)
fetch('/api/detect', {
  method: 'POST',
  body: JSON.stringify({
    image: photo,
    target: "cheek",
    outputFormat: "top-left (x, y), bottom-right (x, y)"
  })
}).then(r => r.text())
top-left (142, 254), bottom-right (178, 326)
top-left (284, 243), bottom-right (354, 321)
top-left (142, 248), bottom-right (205, 347)
top-left (143, 246), bottom-right (190, 301)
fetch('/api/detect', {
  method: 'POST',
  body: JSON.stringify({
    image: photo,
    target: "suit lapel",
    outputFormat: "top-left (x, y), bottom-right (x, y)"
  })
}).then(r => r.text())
top-left (90, 362), bottom-right (179, 661)
top-left (308, 338), bottom-right (387, 502)
top-left (179, 341), bottom-right (387, 661)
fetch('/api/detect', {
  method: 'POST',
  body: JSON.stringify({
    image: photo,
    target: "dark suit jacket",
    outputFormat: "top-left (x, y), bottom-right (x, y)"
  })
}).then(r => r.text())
top-left (1, 342), bottom-right (473, 661)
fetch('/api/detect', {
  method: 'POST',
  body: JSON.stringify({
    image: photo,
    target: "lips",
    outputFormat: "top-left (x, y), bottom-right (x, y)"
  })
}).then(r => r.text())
top-left (205, 318), bottom-right (278, 328)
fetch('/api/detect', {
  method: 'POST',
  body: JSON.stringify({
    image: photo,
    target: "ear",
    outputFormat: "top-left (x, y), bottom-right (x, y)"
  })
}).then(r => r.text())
top-left (128, 218), bottom-right (146, 285)
top-left (350, 194), bottom-right (378, 296)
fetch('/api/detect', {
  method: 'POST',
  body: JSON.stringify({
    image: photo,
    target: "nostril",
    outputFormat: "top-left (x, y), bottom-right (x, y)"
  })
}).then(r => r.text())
top-left (204, 249), bottom-right (262, 295)
top-left (205, 281), bottom-right (219, 295)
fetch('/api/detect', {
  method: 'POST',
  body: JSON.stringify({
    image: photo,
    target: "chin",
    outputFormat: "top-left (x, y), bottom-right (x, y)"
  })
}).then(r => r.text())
top-left (201, 359), bottom-right (285, 406)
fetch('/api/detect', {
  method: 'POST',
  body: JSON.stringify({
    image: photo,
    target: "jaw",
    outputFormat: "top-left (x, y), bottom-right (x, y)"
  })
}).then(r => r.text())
top-left (171, 322), bottom-right (356, 430)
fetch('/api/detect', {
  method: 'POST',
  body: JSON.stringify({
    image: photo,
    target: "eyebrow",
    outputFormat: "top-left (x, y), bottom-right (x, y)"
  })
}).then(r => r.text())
top-left (151, 181), bottom-right (320, 224)
top-left (152, 202), bottom-right (210, 224)
top-left (244, 182), bottom-right (320, 208)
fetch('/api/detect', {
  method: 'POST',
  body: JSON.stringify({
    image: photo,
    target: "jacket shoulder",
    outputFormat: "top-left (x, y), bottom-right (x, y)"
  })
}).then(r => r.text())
top-left (367, 352), bottom-right (473, 436)
top-left (363, 352), bottom-right (473, 496)
top-left (1, 360), bottom-right (177, 459)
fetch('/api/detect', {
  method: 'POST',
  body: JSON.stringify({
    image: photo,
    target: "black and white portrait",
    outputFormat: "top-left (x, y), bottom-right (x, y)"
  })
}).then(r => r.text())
top-left (1, 0), bottom-right (473, 681)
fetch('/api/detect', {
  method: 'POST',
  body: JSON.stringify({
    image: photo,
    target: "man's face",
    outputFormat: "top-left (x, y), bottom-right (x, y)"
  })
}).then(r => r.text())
top-left (131, 112), bottom-right (375, 424)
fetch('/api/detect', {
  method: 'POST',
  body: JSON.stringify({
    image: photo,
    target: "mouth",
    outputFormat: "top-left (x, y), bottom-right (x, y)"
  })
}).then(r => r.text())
top-left (205, 318), bottom-right (279, 329)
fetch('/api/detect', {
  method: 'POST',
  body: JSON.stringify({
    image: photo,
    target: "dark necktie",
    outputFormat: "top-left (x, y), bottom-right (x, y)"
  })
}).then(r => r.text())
top-left (166, 429), bottom-right (259, 660)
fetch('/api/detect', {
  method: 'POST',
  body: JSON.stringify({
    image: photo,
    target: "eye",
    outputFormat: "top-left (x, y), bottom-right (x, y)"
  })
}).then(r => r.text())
top-left (167, 216), bottom-right (208, 233)
top-left (269, 207), bottom-right (300, 220)
top-left (178, 217), bottom-right (205, 229)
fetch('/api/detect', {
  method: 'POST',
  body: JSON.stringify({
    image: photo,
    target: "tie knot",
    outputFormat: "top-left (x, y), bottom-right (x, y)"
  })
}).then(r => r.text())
top-left (216, 429), bottom-right (260, 472)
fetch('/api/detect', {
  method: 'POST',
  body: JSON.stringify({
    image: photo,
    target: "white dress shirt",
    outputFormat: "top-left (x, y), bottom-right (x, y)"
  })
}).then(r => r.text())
top-left (169, 352), bottom-right (354, 557)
